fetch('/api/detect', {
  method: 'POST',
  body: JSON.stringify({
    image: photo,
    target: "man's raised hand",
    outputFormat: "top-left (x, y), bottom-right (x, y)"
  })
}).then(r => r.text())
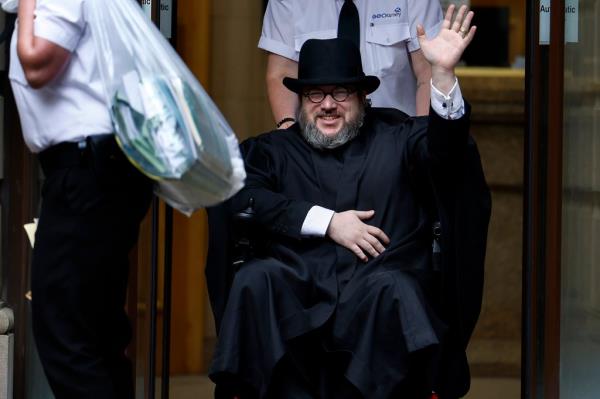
top-left (416, 4), bottom-right (476, 92)
top-left (326, 210), bottom-right (390, 263)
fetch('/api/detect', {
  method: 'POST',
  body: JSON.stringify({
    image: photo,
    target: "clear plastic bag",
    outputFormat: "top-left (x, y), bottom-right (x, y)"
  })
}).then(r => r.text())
top-left (85, 0), bottom-right (245, 215)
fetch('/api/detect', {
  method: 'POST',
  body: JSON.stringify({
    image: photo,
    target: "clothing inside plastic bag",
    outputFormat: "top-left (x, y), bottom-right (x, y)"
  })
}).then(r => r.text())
top-left (86, 0), bottom-right (245, 215)
top-left (0, 0), bottom-right (18, 13)
top-left (112, 73), bottom-right (197, 179)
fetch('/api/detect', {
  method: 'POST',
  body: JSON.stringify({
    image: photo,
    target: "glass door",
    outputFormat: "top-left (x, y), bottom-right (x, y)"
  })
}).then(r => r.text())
top-left (525, 1), bottom-right (600, 398)
top-left (524, 1), bottom-right (560, 396)
top-left (559, 0), bottom-right (600, 397)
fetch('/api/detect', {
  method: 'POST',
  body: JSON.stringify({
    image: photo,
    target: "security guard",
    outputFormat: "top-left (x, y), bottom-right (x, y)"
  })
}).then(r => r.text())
top-left (10, 0), bottom-right (152, 397)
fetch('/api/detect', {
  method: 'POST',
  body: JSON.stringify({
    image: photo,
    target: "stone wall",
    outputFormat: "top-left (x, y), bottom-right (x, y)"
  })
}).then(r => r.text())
top-left (458, 67), bottom-right (524, 378)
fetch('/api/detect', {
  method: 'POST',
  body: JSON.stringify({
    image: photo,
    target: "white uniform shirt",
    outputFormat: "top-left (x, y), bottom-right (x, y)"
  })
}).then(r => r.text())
top-left (259, 0), bottom-right (443, 116)
top-left (9, 0), bottom-right (112, 153)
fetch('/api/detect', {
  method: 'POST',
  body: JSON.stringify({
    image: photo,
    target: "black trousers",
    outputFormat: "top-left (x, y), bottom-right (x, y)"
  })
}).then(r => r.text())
top-left (31, 135), bottom-right (153, 399)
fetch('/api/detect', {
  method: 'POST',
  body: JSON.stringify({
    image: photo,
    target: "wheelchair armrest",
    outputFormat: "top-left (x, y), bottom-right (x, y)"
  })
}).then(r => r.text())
top-left (232, 198), bottom-right (258, 267)
top-left (432, 220), bottom-right (442, 272)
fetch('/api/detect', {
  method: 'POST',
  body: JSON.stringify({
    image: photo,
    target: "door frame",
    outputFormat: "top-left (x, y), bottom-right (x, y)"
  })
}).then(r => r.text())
top-left (523, 1), bottom-right (565, 398)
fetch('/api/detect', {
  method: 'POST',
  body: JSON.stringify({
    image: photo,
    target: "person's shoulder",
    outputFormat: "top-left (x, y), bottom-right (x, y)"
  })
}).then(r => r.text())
top-left (241, 127), bottom-right (303, 151)
top-left (367, 107), bottom-right (426, 126)
top-left (365, 107), bottom-right (429, 136)
top-left (368, 107), bottom-right (409, 123)
top-left (40, 0), bottom-right (85, 17)
top-left (258, 126), bottom-right (301, 142)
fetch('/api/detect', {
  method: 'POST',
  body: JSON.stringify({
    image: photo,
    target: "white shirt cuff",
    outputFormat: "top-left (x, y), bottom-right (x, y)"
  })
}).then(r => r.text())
top-left (300, 206), bottom-right (335, 237)
top-left (430, 78), bottom-right (465, 120)
top-left (34, 15), bottom-right (81, 51)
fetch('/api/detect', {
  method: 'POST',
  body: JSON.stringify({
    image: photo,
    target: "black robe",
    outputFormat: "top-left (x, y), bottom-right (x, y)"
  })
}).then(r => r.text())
top-left (206, 105), bottom-right (491, 399)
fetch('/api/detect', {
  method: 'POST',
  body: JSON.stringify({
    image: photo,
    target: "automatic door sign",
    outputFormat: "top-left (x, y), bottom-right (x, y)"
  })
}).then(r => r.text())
top-left (539, 0), bottom-right (579, 45)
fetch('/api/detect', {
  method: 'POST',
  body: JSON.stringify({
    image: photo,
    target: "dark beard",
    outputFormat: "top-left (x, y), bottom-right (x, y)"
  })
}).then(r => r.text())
top-left (298, 105), bottom-right (365, 150)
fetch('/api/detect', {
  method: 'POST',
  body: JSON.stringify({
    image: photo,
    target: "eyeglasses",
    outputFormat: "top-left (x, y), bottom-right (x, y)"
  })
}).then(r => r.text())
top-left (302, 86), bottom-right (356, 103)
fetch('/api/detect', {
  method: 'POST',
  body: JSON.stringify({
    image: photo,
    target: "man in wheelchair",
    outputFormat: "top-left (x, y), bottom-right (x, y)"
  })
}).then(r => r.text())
top-left (208, 6), bottom-right (490, 399)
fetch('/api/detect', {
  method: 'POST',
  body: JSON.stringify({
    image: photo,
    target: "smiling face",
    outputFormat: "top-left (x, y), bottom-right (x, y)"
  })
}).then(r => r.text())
top-left (300, 85), bottom-right (363, 136)
top-left (298, 85), bottom-right (366, 149)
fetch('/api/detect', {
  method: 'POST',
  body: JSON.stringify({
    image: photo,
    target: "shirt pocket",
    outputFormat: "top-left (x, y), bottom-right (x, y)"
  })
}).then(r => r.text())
top-left (365, 22), bottom-right (411, 76)
top-left (293, 29), bottom-right (337, 53)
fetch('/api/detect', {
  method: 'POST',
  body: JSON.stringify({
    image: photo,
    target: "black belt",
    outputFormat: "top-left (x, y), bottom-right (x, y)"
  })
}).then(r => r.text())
top-left (38, 134), bottom-right (114, 176)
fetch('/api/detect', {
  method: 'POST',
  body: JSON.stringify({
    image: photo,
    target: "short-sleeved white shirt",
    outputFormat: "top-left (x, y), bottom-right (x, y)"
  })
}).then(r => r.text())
top-left (9, 0), bottom-right (112, 153)
top-left (259, 0), bottom-right (443, 116)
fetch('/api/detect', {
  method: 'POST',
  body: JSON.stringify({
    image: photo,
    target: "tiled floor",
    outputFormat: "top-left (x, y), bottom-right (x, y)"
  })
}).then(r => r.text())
top-left (465, 378), bottom-right (520, 399)
top-left (169, 375), bottom-right (520, 399)
top-left (169, 375), bottom-right (214, 398)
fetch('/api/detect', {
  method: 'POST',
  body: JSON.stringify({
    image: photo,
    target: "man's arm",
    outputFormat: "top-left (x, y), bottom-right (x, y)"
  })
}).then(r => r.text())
top-left (259, 0), bottom-right (299, 129)
top-left (237, 138), bottom-right (389, 259)
top-left (233, 137), bottom-right (314, 240)
top-left (266, 53), bottom-right (300, 129)
top-left (417, 4), bottom-right (475, 95)
top-left (301, 205), bottom-right (389, 262)
top-left (326, 210), bottom-right (390, 262)
top-left (17, 0), bottom-right (71, 88)
top-left (407, 5), bottom-right (475, 164)
top-left (410, 49), bottom-right (432, 116)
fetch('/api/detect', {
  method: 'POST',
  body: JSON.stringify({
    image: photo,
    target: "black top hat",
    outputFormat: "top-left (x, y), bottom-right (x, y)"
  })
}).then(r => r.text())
top-left (283, 38), bottom-right (380, 95)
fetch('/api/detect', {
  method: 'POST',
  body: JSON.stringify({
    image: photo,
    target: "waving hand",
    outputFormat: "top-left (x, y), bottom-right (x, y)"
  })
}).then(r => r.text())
top-left (416, 4), bottom-right (476, 93)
